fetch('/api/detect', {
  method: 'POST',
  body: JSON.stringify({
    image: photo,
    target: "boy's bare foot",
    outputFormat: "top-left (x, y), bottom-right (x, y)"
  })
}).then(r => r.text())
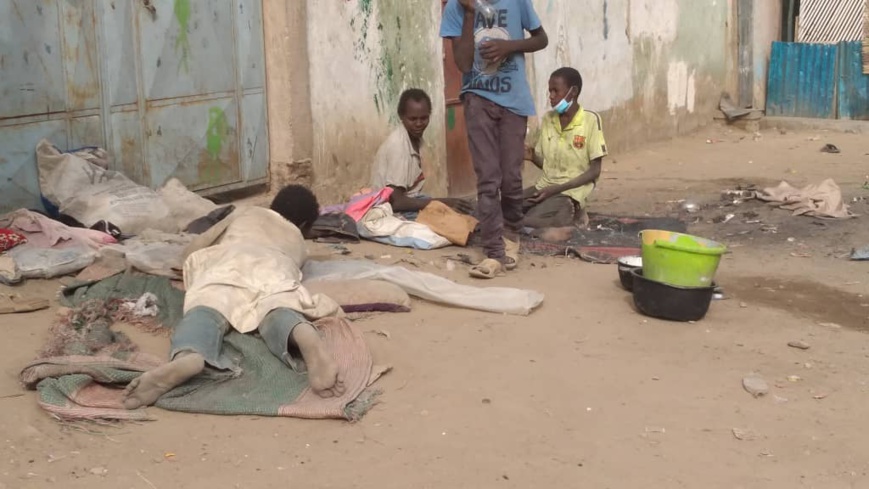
top-left (123, 353), bottom-right (205, 409)
top-left (291, 323), bottom-right (345, 398)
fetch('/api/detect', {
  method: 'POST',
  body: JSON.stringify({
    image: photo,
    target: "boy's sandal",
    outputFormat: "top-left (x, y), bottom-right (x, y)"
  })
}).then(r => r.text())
top-left (469, 258), bottom-right (504, 279)
top-left (504, 238), bottom-right (520, 271)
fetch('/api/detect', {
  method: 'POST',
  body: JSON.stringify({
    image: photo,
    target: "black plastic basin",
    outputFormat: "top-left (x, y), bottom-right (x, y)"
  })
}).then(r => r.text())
top-left (630, 268), bottom-right (715, 322)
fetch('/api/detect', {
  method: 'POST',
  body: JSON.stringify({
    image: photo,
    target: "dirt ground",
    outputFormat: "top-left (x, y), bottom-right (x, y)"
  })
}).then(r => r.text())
top-left (2, 121), bottom-right (869, 489)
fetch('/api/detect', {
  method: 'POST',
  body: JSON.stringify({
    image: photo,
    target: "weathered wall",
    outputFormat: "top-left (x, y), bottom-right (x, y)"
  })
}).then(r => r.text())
top-left (263, 0), bottom-right (315, 191)
top-left (752, 0), bottom-right (782, 108)
top-left (302, 0), bottom-right (734, 203)
top-left (529, 0), bottom-right (731, 149)
top-left (306, 0), bottom-right (447, 204)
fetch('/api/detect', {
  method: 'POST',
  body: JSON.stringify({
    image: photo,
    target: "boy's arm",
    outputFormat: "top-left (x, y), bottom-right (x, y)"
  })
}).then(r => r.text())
top-left (528, 158), bottom-right (603, 203)
top-left (480, 0), bottom-right (547, 61)
top-left (446, 0), bottom-right (477, 73)
top-left (479, 27), bottom-right (548, 61)
top-left (389, 186), bottom-right (475, 215)
top-left (181, 212), bottom-right (236, 262)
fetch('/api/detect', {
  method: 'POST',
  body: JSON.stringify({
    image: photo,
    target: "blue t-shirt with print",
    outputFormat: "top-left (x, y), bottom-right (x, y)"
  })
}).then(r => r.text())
top-left (440, 0), bottom-right (541, 117)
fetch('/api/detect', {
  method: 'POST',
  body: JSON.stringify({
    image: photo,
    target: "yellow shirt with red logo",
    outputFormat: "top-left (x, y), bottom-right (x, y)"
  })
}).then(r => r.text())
top-left (534, 106), bottom-right (608, 206)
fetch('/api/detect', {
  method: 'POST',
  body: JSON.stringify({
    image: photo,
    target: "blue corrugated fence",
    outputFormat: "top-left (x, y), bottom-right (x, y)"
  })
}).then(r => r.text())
top-left (767, 40), bottom-right (869, 120)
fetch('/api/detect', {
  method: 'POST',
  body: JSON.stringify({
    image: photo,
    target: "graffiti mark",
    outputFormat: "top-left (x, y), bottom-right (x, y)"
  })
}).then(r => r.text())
top-left (174, 0), bottom-right (191, 73)
top-left (447, 107), bottom-right (456, 131)
top-left (204, 107), bottom-right (229, 183)
top-left (603, 0), bottom-right (609, 39)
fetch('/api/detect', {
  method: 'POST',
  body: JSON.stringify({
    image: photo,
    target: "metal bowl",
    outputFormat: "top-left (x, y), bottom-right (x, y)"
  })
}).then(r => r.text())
top-left (617, 256), bottom-right (642, 291)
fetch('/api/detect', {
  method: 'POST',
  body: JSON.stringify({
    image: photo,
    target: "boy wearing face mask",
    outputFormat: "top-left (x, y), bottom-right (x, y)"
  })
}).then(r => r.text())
top-left (524, 67), bottom-right (607, 229)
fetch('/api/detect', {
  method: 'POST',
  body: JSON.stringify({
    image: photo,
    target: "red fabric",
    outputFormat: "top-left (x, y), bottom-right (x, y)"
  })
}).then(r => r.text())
top-left (0, 228), bottom-right (27, 252)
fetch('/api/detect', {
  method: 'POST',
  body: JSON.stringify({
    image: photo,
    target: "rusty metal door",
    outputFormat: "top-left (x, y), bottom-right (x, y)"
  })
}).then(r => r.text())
top-left (0, 0), bottom-right (269, 213)
top-left (442, 0), bottom-right (476, 197)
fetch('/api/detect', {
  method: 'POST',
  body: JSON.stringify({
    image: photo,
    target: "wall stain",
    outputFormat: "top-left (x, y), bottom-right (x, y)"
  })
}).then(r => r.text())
top-left (350, 1), bottom-right (437, 121)
top-left (204, 107), bottom-right (229, 183)
top-left (603, 0), bottom-right (609, 40)
top-left (174, 0), bottom-right (191, 73)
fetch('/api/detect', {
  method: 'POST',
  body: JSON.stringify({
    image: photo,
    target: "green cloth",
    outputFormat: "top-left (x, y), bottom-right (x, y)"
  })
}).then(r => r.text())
top-left (61, 272), bottom-right (185, 330)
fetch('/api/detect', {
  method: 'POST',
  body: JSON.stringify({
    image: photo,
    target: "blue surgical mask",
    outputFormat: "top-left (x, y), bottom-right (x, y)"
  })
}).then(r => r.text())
top-left (553, 87), bottom-right (577, 115)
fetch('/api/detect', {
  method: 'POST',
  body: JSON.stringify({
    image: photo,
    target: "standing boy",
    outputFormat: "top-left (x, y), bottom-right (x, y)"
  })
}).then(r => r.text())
top-left (440, 0), bottom-right (548, 279)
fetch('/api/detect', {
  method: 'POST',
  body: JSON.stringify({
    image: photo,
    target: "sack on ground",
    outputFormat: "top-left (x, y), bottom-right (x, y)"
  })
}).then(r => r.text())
top-left (416, 201), bottom-right (478, 246)
top-left (36, 139), bottom-right (174, 234)
top-left (303, 279), bottom-right (411, 313)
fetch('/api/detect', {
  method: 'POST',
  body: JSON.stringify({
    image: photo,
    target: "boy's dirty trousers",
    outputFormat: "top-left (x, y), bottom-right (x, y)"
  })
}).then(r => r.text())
top-left (170, 306), bottom-right (309, 372)
top-left (463, 93), bottom-right (527, 261)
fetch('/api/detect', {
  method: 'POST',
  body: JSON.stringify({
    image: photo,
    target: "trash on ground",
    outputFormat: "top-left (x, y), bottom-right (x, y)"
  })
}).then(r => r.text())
top-left (742, 374), bottom-right (770, 398)
top-left (732, 428), bottom-right (758, 441)
top-left (330, 244), bottom-right (351, 255)
top-left (0, 294), bottom-right (50, 315)
top-left (820, 144), bottom-right (840, 154)
top-left (851, 246), bottom-right (869, 261)
top-left (756, 179), bottom-right (854, 219)
top-left (787, 340), bottom-right (811, 350)
top-left (121, 293), bottom-right (160, 318)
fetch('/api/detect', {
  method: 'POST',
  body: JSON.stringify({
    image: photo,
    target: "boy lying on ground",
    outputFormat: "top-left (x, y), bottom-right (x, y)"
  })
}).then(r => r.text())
top-left (524, 67), bottom-right (607, 229)
top-left (370, 88), bottom-right (474, 217)
top-left (123, 185), bottom-right (345, 409)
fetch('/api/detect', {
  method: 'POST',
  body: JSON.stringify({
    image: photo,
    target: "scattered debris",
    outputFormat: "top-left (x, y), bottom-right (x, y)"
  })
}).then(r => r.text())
top-left (732, 428), bottom-right (758, 441)
top-left (818, 322), bottom-right (842, 330)
top-left (0, 293), bottom-right (50, 315)
top-left (330, 245), bottom-right (351, 255)
top-left (813, 394), bottom-right (828, 400)
top-left (681, 201), bottom-right (700, 213)
top-left (851, 246), bottom-right (869, 261)
top-left (712, 214), bottom-right (735, 224)
top-left (787, 340), bottom-right (811, 350)
top-left (120, 293), bottom-right (159, 318)
top-left (445, 260), bottom-right (456, 272)
top-left (820, 144), bottom-right (840, 154)
top-left (786, 375), bottom-right (802, 383)
top-left (89, 467), bottom-right (108, 476)
top-left (743, 374), bottom-right (770, 398)
top-left (367, 329), bottom-right (392, 340)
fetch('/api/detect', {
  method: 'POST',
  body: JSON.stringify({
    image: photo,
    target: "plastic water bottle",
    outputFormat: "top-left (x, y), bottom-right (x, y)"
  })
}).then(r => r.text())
top-left (476, 0), bottom-right (496, 21)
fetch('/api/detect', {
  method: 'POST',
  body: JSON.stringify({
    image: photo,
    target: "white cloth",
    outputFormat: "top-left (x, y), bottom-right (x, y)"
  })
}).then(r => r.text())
top-left (182, 207), bottom-right (341, 334)
top-left (369, 127), bottom-right (425, 196)
top-left (357, 203), bottom-right (450, 250)
top-left (303, 260), bottom-right (545, 316)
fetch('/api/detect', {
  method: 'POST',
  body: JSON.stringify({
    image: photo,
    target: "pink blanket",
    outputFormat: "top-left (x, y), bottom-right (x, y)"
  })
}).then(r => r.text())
top-left (0, 209), bottom-right (116, 249)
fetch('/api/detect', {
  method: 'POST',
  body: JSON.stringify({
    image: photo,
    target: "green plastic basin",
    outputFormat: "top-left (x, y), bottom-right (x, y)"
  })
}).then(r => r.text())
top-left (640, 230), bottom-right (726, 287)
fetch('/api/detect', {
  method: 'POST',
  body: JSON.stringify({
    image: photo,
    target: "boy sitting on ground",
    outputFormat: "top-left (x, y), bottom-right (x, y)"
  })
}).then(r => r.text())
top-left (370, 88), bottom-right (473, 216)
top-left (524, 67), bottom-right (607, 229)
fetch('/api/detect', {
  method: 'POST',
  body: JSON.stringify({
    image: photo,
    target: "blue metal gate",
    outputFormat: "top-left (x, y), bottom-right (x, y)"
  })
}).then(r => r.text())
top-left (767, 40), bottom-right (869, 120)
top-left (0, 0), bottom-right (269, 213)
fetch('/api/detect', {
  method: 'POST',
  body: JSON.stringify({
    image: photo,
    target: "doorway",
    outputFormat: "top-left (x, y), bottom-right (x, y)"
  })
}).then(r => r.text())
top-left (441, 0), bottom-right (476, 197)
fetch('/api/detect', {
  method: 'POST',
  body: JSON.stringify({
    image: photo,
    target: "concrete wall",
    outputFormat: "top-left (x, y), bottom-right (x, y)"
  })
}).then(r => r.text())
top-left (529, 0), bottom-right (732, 151)
top-left (306, 0), bottom-right (448, 203)
top-left (286, 0), bottom-right (737, 204)
top-left (263, 0), bottom-right (315, 191)
top-left (752, 1), bottom-right (782, 109)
